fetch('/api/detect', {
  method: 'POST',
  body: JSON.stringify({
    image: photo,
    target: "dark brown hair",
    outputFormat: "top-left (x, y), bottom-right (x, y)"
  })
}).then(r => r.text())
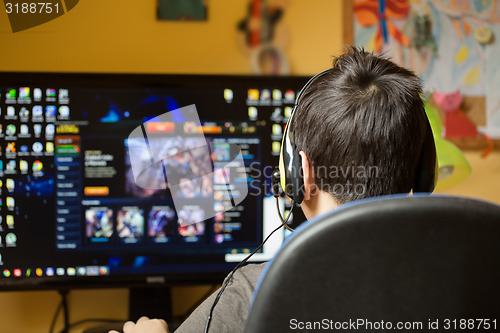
top-left (294, 46), bottom-right (427, 203)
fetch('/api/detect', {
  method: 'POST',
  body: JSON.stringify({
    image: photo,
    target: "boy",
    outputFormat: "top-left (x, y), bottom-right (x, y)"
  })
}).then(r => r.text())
top-left (111, 46), bottom-right (434, 333)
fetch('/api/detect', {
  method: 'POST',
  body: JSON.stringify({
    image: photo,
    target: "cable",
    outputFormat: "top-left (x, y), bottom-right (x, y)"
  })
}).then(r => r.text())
top-left (277, 198), bottom-right (294, 232)
top-left (48, 298), bottom-right (63, 333)
top-left (60, 290), bottom-right (69, 333)
top-left (271, 169), bottom-right (294, 232)
top-left (175, 284), bottom-right (219, 323)
top-left (203, 200), bottom-right (294, 333)
top-left (49, 290), bottom-right (70, 333)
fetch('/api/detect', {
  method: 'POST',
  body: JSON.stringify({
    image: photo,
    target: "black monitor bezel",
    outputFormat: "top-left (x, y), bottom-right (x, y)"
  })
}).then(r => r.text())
top-left (0, 71), bottom-right (310, 291)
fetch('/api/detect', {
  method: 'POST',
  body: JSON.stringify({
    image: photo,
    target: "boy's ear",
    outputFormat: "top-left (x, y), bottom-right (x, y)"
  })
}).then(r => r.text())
top-left (299, 151), bottom-right (317, 201)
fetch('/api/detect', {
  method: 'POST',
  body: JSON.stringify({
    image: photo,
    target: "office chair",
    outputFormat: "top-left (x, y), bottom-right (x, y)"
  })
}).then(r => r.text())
top-left (245, 195), bottom-right (500, 333)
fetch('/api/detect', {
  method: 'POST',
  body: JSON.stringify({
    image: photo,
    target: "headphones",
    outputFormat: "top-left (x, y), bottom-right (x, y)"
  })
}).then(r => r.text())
top-left (272, 69), bottom-right (438, 205)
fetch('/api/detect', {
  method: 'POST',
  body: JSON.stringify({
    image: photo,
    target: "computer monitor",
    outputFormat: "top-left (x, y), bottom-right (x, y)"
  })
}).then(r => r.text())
top-left (0, 72), bottom-right (309, 295)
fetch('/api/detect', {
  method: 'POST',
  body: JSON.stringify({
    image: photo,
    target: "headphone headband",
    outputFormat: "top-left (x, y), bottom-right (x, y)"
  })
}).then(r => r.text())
top-left (278, 69), bottom-right (331, 204)
top-left (293, 69), bottom-right (332, 107)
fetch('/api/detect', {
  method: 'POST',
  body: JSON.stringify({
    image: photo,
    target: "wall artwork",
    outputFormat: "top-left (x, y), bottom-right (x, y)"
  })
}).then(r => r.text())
top-left (353, 0), bottom-right (500, 149)
top-left (236, 0), bottom-right (290, 75)
top-left (157, 0), bottom-right (208, 21)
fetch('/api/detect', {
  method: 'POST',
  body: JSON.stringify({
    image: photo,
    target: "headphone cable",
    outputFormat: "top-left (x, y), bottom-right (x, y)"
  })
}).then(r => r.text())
top-left (277, 198), bottom-right (295, 232)
top-left (203, 199), bottom-right (294, 333)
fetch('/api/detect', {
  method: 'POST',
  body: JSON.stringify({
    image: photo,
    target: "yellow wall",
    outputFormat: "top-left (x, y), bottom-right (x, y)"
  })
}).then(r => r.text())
top-left (1, 0), bottom-right (499, 332)
top-left (0, 0), bottom-right (344, 75)
top-left (0, 1), bottom-right (347, 332)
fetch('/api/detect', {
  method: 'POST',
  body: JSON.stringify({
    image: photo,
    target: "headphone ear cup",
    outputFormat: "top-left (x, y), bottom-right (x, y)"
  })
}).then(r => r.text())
top-left (291, 147), bottom-right (304, 204)
top-left (413, 121), bottom-right (437, 193)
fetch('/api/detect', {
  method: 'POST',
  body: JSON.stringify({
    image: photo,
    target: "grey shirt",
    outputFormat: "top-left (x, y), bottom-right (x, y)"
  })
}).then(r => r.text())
top-left (175, 262), bottom-right (266, 333)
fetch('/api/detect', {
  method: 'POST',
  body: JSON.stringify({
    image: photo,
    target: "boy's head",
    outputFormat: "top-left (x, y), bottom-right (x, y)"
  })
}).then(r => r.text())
top-left (292, 47), bottom-right (435, 205)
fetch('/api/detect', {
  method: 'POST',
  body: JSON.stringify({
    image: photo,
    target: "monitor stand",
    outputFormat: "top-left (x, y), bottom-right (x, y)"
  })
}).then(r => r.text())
top-left (83, 286), bottom-right (175, 333)
top-left (129, 286), bottom-right (173, 323)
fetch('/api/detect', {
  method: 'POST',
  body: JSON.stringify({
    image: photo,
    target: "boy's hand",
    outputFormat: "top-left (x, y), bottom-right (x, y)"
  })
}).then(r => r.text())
top-left (109, 316), bottom-right (169, 333)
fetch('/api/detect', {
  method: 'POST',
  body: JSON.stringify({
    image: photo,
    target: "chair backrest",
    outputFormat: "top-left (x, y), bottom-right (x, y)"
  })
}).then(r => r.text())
top-left (245, 195), bottom-right (500, 333)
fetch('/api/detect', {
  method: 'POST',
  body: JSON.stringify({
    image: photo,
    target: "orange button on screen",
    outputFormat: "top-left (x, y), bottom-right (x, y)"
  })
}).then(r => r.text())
top-left (84, 187), bottom-right (109, 196)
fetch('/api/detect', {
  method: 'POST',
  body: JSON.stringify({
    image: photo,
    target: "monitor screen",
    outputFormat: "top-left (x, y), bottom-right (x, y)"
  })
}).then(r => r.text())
top-left (0, 72), bottom-right (309, 290)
